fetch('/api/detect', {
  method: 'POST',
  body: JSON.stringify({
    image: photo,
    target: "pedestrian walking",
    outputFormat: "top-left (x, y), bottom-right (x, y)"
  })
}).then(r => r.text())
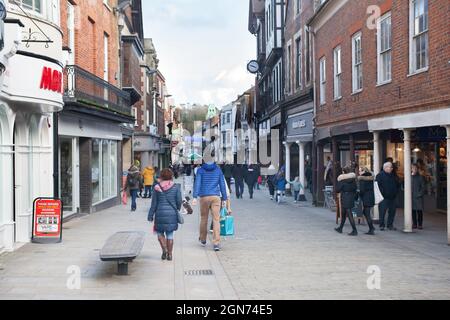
top-left (142, 165), bottom-right (155, 198)
top-left (192, 161), bottom-right (228, 252)
top-left (127, 165), bottom-right (142, 212)
top-left (335, 167), bottom-right (358, 236)
top-left (358, 167), bottom-right (376, 235)
top-left (147, 169), bottom-right (182, 261)
top-left (232, 164), bottom-right (245, 199)
top-left (275, 171), bottom-right (287, 204)
top-left (222, 162), bottom-right (233, 192)
top-left (412, 163), bottom-right (426, 230)
top-left (267, 175), bottom-right (275, 200)
top-left (245, 164), bottom-right (258, 199)
top-left (287, 177), bottom-right (304, 203)
top-left (257, 175), bottom-right (263, 190)
top-left (376, 162), bottom-right (401, 231)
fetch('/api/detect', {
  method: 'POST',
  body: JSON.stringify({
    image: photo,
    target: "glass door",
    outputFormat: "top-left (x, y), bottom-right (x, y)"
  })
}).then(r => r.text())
top-left (60, 137), bottom-right (79, 216)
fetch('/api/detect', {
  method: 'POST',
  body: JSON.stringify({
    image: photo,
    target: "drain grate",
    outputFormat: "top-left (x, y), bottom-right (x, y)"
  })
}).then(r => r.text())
top-left (185, 269), bottom-right (214, 276)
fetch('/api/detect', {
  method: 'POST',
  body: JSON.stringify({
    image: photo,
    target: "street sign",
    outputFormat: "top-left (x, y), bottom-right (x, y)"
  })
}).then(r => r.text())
top-left (32, 198), bottom-right (63, 244)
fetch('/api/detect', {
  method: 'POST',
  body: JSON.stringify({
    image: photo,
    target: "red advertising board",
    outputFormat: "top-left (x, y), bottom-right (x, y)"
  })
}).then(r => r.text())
top-left (32, 198), bottom-right (63, 243)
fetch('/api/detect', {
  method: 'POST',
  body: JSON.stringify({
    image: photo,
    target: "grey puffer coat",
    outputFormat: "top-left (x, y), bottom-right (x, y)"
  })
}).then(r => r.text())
top-left (148, 183), bottom-right (182, 233)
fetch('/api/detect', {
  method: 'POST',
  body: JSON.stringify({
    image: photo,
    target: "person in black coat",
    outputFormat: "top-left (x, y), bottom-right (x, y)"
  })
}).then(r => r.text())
top-left (222, 162), bottom-right (233, 191)
top-left (232, 164), bottom-right (245, 199)
top-left (335, 167), bottom-right (358, 236)
top-left (411, 163), bottom-right (426, 229)
top-left (358, 167), bottom-right (376, 235)
top-left (148, 168), bottom-right (182, 261)
top-left (245, 164), bottom-right (259, 199)
top-left (376, 162), bottom-right (401, 231)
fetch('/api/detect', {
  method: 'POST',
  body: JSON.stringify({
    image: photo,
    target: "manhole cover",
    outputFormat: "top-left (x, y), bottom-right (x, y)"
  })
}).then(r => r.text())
top-left (185, 270), bottom-right (214, 276)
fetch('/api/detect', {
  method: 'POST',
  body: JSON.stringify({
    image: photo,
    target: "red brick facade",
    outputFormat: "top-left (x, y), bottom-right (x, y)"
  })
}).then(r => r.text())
top-left (311, 0), bottom-right (450, 129)
top-left (61, 0), bottom-right (120, 86)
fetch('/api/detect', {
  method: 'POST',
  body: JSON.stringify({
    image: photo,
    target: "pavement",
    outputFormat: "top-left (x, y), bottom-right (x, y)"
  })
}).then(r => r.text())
top-left (0, 182), bottom-right (449, 300)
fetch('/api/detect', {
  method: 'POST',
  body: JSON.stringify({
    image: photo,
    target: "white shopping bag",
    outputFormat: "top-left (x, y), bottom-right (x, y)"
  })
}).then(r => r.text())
top-left (374, 181), bottom-right (384, 205)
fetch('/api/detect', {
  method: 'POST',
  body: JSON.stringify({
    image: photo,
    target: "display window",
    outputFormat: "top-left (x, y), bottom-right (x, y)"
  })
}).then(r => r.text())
top-left (92, 139), bottom-right (118, 205)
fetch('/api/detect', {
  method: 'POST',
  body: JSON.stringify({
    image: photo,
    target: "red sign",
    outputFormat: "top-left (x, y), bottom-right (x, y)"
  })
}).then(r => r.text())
top-left (32, 198), bottom-right (63, 242)
top-left (39, 67), bottom-right (63, 93)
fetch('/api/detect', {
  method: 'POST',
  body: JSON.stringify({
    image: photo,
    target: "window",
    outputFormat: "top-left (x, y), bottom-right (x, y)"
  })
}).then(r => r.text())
top-left (286, 44), bottom-right (291, 93)
top-left (14, 0), bottom-right (42, 13)
top-left (333, 46), bottom-right (342, 99)
top-left (92, 139), bottom-right (117, 204)
top-left (146, 109), bottom-right (150, 127)
top-left (377, 12), bottom-right (392, 84)
top-left (410, 0), bottom-right (428, 73)
top-left (319, 57), bottom-right (326, 105)
top-left (103, 33), bottom-right (109, 82)
top-left (305, 28), bottom-right (311, 84)
top-left (132, 107), bottom-right (137, 127)
top-left (352, 32), bottom-right (363, 92)
top-left (296, 0), bottom-right (302, 14)
top-left (296, 37), bottom-right (302, 89)
top-left (227, 112), bottom-right (231, 124)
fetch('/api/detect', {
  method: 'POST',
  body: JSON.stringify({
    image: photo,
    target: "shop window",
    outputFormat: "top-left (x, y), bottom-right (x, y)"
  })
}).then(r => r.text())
top-left (92, 139), bottom-right (118, 205)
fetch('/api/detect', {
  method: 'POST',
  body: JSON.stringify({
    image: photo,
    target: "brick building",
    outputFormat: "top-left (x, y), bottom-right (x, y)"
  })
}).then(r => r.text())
top-left (282, 0), bottom-right (316, 200)
top-left (58, 0), bottom-right (134, 217)
top-left (309, 0), bottom-right (450, 240)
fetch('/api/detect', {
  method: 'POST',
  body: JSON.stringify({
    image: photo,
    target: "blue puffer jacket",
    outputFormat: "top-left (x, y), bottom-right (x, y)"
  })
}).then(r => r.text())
top-left (193, 163), bottom-right (228, 201)
top-left (148, 183), bottom-right (182, 233)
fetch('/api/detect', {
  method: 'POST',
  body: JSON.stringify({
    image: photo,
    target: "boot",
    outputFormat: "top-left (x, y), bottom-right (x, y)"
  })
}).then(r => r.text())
top-left (158, 235), bottom-right (167, 260)
top-left (335, 211), bottom-right (346, 234)
top-left (347, 211), bottom-right (358, 236)
top-left (167, 240), bottom-right (174, 261)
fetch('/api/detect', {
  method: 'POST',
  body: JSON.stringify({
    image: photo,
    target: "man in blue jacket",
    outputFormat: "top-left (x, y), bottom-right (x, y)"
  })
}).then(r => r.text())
top-left (192, 161), bottom-right (228, 251)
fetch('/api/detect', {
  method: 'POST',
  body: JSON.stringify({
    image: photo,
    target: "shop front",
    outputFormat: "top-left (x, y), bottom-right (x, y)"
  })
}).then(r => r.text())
top-left (368, 108), bottom-right (450, 243)
top-left (133, 133), bottom-right (160, 169)
top-left (285, 109), bottom-right (313, 198)
top-left (0, 18), bottom-right (64, 252)
top-left (58, 113), bottom-right (123, 216)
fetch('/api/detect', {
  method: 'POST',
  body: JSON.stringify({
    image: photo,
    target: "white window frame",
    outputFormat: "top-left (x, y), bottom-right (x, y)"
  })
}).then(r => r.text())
top-left (286, 43), bottom-right (292, 93)
top-left (319, 57), bottom-right (326, 105)
top-left (377, 12), bottom-right (392, 85)
top-left (409, 0), bottom-right (429, 74)
top-left (333, 46), bottom-right (342, 100)
top-left (352, 32), bottom-right (363, 93)
top-left (296, 37), bottom-right (302, 89)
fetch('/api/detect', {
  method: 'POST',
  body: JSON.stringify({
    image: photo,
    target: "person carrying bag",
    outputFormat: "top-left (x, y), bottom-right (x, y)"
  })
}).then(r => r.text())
top-left (148, 169), bottom-right (182, 261)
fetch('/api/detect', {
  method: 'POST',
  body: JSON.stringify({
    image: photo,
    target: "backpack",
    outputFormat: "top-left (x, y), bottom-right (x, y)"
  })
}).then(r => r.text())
top-left (127, 174), bottom-right (137, 187)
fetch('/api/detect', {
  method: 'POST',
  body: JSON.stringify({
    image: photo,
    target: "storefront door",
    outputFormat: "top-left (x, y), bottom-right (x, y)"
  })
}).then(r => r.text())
top-left (59, 137), bottom-right (79, 217)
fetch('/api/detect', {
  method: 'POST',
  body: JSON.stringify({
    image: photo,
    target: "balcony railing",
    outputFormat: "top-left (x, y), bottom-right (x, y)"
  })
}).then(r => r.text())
top-left (64, 65), bottom-right (132, 116)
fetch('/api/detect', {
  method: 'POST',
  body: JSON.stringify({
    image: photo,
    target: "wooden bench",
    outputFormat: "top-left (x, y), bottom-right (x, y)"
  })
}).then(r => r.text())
top-left (99, 231), bottom-right (145, 276)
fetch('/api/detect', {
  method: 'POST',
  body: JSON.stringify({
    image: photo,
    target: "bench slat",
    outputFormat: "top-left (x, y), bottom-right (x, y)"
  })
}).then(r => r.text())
top-left (100, 231), bottom-right (145, 261)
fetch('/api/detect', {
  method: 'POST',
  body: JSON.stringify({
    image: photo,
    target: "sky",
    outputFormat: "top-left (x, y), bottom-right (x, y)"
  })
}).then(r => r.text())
top-left (142, 0), bottom-right (256, 108)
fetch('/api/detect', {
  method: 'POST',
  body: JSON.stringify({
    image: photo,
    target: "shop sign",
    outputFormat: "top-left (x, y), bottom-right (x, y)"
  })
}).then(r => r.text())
top-left (271, 113), bottom-right (282, 127)
top-left (39, 67), bottom-right (63, 93)
top-left (32, 198), bottom-right (63, 244)
top-left (287, 111), bottom-right (313, 137)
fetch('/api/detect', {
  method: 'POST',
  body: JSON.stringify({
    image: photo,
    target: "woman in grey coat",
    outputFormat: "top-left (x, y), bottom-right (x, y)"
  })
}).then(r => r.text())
top-left (148, 168), bottom-right (182, 261)
top-left (412, 164), bottom-right (426, 229)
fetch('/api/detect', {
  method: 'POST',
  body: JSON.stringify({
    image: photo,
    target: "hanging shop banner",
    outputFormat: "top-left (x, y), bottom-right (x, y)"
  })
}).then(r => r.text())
top-left (32, 198), bottom-right (63, 244)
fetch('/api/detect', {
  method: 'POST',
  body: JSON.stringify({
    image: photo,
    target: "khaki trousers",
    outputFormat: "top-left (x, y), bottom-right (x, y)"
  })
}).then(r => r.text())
top-left (199, 196), bottom-right (221, 246)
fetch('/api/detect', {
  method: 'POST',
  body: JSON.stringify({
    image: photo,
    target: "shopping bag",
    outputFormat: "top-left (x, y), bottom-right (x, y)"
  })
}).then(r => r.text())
top-left (374, 182), bottom-right (384, 205)
top-left (220, 216), bottom-right (235, 236)
top-left (220, 207), bottom-right (228, 220)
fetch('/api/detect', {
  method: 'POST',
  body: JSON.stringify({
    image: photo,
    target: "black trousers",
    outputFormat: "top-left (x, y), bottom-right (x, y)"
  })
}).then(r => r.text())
top-left (225, 177), bottom-right (232, 190)
top-left (339, 208), bottom-right (357, 232)
top-left (235, 179), bottom-right (245, 198)
top-left (379, 198), bottom-right (397, 228)
top-left (247, 182), bottom-right (255, 198)
top-left (412, 210), bottom-right (423, 227)
top-left (363, 207), bottom-right (375, 231)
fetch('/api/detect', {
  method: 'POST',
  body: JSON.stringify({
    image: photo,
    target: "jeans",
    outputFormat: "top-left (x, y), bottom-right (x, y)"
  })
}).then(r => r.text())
top-left (157, 231), bottom-right (174, 240)
top-left (412, 210), bottom-right (423, 227)
top-left (144, 185), bottom-right (153, 198)
top-left (293, 191), bottom-right (299, 201)
top-left (130, 189), bottom-right (138, 211)
top-left (247, 182), bottom-right (255, 198)
top-left (379, 198), bottom-right (397, 228)
top-left (235, 180), bottom-right (245, 198)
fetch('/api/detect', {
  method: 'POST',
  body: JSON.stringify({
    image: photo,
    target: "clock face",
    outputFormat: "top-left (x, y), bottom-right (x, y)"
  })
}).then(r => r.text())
top-left (247, 60), bottom-right (259, 74)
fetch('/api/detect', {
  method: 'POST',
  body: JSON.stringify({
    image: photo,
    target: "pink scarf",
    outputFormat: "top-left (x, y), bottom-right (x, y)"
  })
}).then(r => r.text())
top-left (154, 180), bottom-right (174, 192)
